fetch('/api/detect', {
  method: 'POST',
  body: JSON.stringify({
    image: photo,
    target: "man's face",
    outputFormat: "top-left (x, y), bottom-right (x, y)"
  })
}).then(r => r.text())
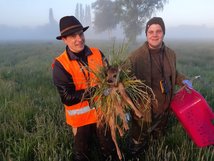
top-left (62, 30), bottom-right (85, 53)
top-left (146, 24), bottom-right (164, 49)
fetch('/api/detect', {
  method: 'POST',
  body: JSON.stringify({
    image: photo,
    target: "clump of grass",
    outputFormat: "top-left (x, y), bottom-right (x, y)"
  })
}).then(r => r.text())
top-left (85, 44), bottom-right (157, 159)
top-left (91, 43), bottom-right (156, 114)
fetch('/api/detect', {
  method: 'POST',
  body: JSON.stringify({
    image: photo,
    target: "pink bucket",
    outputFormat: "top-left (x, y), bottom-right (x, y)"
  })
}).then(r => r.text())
top-left (171, 87), bottom-right (214, 147)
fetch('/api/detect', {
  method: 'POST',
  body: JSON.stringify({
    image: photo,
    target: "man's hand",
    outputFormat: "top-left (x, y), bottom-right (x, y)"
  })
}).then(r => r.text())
top-left (83, 86), bottom-right (98, 99)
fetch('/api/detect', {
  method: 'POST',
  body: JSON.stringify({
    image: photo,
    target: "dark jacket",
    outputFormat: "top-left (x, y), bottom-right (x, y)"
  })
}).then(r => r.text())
top-left (52, 45), bottom-right (107, 106)
top-left (127, 42), bottom-right (186, 126)
top-left (128, 42), bottom-right (185, 93)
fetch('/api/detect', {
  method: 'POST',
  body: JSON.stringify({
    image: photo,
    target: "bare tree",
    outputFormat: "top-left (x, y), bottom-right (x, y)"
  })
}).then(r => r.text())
top-left (75, 3), bottom-right (80, 20)
top-left (75, 3), bottom-right (92, 26)
top-left (79, 4), bottom-right (84, 23)
top-left (85, 5), bottom-right (92, 26)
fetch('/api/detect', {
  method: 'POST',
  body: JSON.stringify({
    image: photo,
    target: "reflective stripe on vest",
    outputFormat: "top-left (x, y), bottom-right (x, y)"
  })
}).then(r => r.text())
top-left (67, 105), bottom-right (92, 116)
top-left (55, 48), bottom-right (103, 127)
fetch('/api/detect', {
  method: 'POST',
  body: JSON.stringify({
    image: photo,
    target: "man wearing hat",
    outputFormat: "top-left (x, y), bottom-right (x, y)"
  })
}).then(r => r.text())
top-left (52, 16), bottom-right (118, 161)
top-left (124, 17), bottom-right (191, 159)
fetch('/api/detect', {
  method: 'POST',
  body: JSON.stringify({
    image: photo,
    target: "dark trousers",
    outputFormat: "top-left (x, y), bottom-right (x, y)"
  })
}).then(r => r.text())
top-left (72, 123), bottom-right (118, 161)
top-left (124, 112), bottom-right (170, 160)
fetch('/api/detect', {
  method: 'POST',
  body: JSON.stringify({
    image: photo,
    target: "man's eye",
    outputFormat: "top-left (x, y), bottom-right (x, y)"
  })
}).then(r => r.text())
top-left (148, 30), bottom-right (162, 35)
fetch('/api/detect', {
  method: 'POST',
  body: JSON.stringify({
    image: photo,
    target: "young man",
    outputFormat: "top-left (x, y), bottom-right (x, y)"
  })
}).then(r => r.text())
top-left (52, 16), bottom-right (118, 161)
top-left (126, 17), bottom-right (192, 158)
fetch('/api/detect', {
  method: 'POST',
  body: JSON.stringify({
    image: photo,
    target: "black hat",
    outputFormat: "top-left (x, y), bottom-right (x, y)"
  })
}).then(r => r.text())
top-left (56, 16), bottom-right (89, 40)
top-left (145, 17), bottom-right (165, 35)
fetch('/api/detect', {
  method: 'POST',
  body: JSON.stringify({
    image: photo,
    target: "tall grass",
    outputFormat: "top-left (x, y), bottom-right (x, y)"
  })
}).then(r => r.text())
top-left (0, 40), bottom-right (213, 161)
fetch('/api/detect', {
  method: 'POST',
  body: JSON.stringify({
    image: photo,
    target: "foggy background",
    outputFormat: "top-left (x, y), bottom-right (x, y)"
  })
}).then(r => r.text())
top-left (0, 0), bottom-right (214, 41)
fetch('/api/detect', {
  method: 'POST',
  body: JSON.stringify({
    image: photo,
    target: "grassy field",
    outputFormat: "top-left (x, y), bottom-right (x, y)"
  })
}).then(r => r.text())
top-left (0, 40), bottom-right (213, 161)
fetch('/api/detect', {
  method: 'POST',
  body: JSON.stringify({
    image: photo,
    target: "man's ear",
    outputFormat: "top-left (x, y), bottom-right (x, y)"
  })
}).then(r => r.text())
top-left (62, 37), bottom-right (67, 44)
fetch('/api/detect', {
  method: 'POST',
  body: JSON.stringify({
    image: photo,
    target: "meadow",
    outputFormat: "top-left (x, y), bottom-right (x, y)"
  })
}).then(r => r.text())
top-left (0, 39), bottom-right (213, 161)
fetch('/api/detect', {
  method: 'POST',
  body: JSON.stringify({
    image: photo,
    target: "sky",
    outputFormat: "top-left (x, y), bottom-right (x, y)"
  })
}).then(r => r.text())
top-left (0, 0), bottom-right (214, 28)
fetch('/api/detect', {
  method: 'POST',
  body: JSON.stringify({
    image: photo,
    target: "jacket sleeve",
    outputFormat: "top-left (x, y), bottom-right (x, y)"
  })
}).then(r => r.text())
top-left (175, 70), bottom-right (186, 87)
top-left (52, 60), bottom-right (85, 106)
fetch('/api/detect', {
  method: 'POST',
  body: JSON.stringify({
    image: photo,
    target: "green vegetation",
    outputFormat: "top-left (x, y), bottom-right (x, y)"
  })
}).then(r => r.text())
top-left (0, 40), bottom-right (213, 161)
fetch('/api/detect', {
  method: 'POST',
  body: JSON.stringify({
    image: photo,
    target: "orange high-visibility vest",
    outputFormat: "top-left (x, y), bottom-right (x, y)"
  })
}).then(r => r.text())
top-left (55, 48), bottom-right (103, 127)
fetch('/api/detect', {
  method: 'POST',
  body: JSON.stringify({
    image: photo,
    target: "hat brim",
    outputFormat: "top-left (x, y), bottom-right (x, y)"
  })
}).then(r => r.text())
top-left (56, 26), bottom-right (89, 40)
